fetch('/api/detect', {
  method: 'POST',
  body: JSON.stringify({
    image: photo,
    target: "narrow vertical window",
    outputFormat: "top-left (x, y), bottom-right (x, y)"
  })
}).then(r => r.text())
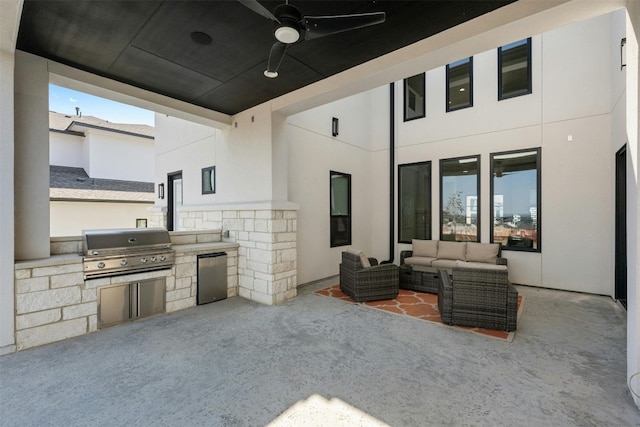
top-left (498, 38), bottom-right (532, 100)
top-left (446, 57), bottom-right (473, 112)
top-left (399, 162), bottom-right (431, 243)
top-left (491, 148), bottom-right (541, 251)
top-left (202, 166), bottom-right (216, 194)
top-left (330, 171), bottom-right (351, 247)
top-left (403, 73), bottom-right (425, 121)
top-left (440, 156), bottom-right (480, 242)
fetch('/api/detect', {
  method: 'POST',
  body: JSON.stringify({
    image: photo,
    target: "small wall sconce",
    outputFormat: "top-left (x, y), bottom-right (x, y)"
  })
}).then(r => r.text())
top-left (621, 37), bottom-right (627, 70)
top-left (332, 117), bottom-right (339, 137)
top-left (158, 183), bottom-right (165, 199)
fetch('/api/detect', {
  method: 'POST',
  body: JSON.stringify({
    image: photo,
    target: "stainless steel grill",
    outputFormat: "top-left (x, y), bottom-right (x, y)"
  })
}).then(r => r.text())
top-left (82, 228), bottom-right (175, 279)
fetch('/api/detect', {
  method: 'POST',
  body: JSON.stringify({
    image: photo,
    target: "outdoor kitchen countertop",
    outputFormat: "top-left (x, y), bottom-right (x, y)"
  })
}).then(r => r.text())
top-left (15, 253), bottom-right (82, 269)
top-left (172, 241), bottom-right (239, 254)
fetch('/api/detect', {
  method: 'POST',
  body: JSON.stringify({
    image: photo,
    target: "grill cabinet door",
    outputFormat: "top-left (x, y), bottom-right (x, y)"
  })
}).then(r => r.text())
top-left (99, 284), bottom-right (130, 328)
top-left (136, 279), bottom-right (165, 318)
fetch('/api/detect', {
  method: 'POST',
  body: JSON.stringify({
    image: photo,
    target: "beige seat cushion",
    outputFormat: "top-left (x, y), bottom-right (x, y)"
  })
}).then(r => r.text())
top-left (457, 260), bottom-right (508, 271)
top-left (431, 259), bottom-right (458, 269)
top-left (404, 256), bottom-right (436, 267)
top-left (465, 242), bottom-right (500, 264)
top-left (412, 239), bottom-right (438, 258)
top-left (437, 241), bottom-right (466, 260)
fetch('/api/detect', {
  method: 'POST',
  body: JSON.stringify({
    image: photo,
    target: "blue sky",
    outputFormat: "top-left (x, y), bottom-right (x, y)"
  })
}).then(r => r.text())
top-left (49, 84), bottom-right (155, 126)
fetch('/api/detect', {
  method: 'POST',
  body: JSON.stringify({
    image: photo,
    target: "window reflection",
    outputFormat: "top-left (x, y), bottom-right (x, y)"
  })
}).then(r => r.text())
top-left (491, 149), bottom-right (540, 251)
top-left (440, 156), bottom-right (479, 241)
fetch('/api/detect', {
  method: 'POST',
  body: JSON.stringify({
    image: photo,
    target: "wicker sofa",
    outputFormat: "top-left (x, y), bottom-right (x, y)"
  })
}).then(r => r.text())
top-left (339, 250), bottom-right (399, 302)
top-left (399, 239), bottom-right (507, 293)
top-left (437, 266), bottom-right (518, 331)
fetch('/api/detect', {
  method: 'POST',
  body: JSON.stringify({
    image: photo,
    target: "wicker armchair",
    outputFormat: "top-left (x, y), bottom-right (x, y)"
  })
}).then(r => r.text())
top-left (340, 251), bottom-right (399, 302)
top-left (437, 266), bottom-right (518, 331)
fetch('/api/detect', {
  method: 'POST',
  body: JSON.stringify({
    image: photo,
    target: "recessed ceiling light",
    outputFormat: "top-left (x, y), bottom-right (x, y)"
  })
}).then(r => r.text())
top-left (264, 70), bottom-right (278, 78)
top-left (190, 31), bottom-right (212, 45)
top-left (459, 87), bottom-right (466, 92)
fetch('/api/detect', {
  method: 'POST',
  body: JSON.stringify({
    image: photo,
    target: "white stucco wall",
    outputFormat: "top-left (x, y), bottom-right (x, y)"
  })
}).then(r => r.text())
top-left (288, 88), bottom-right (389, 284)
top-left (288, 13), bottom-right (619, 297)
top-left (50, 201), bottom-right (153, 236)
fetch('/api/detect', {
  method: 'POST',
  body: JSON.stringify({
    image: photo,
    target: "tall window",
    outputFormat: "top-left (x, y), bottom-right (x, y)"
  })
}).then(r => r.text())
top-left (446, 57), bottom-right (473, 112)
top-left (330, 171), bottom-right (351, 247)
top-left (491, 148), bottom-right (540, 251)
top-left (440, 156), bottom-right (480, 242)
top-left (202, 166), bottom-right (216, 194)
top-left (399, 162), bottom-right (431, 243)
top-left (404, 73), bottom-right (425, 121)
top-left (498, 38), bottom-right (532, 100)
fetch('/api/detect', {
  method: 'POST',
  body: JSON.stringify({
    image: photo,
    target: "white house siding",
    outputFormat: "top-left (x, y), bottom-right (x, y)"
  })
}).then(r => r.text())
top-left (50, 201), bottom-right (153, 237)
top-left (83, 129), bottom-right (154, 182)
top-left (49, 132), bottom-right (83, 167)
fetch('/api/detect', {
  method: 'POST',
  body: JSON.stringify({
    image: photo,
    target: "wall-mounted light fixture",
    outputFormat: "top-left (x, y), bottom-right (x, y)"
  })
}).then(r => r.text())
top-left (158, 183), bottom-right (165, 199)
top-left (332, 117), bottom-right (339, 137)
top-left (621, 37), bottom-right (627, 70)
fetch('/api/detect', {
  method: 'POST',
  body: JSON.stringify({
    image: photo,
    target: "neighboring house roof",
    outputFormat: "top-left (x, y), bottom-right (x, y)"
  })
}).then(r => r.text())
top-left (50, 166), bottom-right (154, 203)
top-left (49, 111), bottom-right (154, 139)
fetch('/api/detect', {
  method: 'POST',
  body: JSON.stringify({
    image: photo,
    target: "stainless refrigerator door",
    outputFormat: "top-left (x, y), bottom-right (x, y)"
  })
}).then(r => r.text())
top-left (197, 253), bottom-right (227, 304)
top-left (98, 284), bottom-right (130, 328)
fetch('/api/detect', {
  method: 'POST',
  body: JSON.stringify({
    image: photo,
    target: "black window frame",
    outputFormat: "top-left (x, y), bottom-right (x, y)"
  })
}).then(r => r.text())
top-left (330, 171), bottom-right (352, 248)
top-left (439, 155), bottom-right (480, 242)
top-left (498, 38), bottom-right (532, 100)
top-left (403, 73), bottom-right (426, 121)
top-left (202, 166), bottom-right (216, 194)
top-left (446, 57), bottom-right (473, 112)
top-left (398, 161), bottom-right (432, 243)
top-left (490, 147), bottom-right (541, 252)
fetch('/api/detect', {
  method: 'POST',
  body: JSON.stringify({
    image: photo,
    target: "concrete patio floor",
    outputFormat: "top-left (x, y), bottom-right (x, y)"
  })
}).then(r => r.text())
top-left (1, 278), bottom-right (638, 426)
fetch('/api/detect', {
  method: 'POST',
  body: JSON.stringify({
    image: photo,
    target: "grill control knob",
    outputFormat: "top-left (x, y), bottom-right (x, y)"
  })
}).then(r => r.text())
top-left (97, 262), bottom-right (106, 269)
top-left (159, 255), bottom-right (166, 262)
top-left (151, 256), bottom-right (157, 263)
top-left (141, 258), bottom-right (147, 263)
top-left (120, 259), bottom-right (128, 266)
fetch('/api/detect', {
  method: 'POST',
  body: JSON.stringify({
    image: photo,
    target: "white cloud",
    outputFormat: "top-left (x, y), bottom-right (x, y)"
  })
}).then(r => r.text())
top-left (69, 97), bottom-right (77, 103)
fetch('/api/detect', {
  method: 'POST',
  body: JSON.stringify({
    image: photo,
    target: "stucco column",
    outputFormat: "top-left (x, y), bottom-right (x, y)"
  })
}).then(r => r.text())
top-left (0, 0), bottom-right (22, 354)
top-left (14, 51), bottom-right (50, 260)
top-left (0, 49), bottom-right (16, 354)
top-left (624, 0), bottom-right (640, 409)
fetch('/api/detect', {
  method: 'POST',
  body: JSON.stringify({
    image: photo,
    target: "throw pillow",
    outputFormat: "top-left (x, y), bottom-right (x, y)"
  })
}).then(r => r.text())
top-left (358, 252), bottom-right (371, 268)
top-left (412, 239), bottom-right (438, 258)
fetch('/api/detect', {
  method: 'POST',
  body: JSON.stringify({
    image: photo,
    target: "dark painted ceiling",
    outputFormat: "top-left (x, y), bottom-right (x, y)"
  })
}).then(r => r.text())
top-left (17, 1), bottom-right (515, 115)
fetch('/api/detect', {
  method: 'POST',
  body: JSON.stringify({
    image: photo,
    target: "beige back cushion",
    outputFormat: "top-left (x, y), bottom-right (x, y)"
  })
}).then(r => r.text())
top-left (465, 242), bottom-right (500, 264)
top-left (412, 239), bottom-right (438, 258)
top-left (437, 241), bottom-right (467, 260)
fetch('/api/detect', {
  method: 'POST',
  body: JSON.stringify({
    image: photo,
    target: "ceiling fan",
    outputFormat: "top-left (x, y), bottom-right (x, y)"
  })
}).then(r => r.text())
top-left (238, 0), bottom-right (386, 78)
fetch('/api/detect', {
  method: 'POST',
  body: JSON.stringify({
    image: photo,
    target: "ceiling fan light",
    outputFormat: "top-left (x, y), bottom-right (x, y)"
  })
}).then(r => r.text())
top-left (275, 26), bottom-right (299, 44)
top-left (264, 70), bottom-right (278, 78)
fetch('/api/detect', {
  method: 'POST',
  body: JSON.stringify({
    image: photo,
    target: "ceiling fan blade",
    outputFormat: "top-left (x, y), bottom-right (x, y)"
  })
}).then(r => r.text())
top-left (304, 12), bottom-right (386, 41)
top-left (238, 0), bottom-right (279, 23)
top-left (264, 42), bottom-right (288, 78)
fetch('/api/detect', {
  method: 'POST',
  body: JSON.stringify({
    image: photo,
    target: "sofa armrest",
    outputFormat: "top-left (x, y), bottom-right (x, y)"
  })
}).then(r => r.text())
top-left (437, 268), bottom-right (453, 324)
top-left (496, 257), bottom-right (508, 266)
top-left (400, 250), bottom-right (413, 265)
